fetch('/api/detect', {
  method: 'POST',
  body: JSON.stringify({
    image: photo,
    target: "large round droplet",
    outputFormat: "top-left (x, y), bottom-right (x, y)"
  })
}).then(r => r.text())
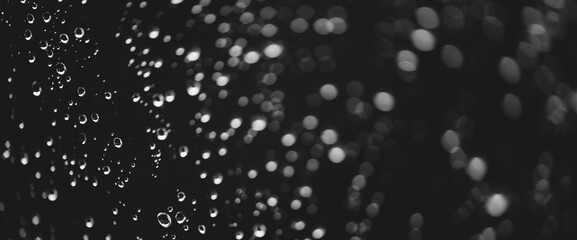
top-left (74, 27), bottom-right (85, 38)
top-left (157, 212), bottom-right (172, 228)
top-left (175, 211), bottom-right (186, 224)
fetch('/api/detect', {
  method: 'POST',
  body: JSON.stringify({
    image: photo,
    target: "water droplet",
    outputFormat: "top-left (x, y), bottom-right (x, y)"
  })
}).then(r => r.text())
top-left (42, 12), bottom-right (51, 23)
top-left (60, 33), bottom-right (69, 44)
top-left (253, 224), bottom-right (267, 238)
top-left (235, 231), bottom-right (244, 239)
top-left (157, 212), bottom-right (172, 228)
top-left (152, 93), bottom-right (165, 107)
top-left (74, 27), bottom-right (85, 38)
top-left (55, 62), bottom-right (67, 75)
top-left (198, 225), bottom-right (206, 234)
top-left (209, 208), bottom-right (218, 218)
top-left (175, 211), bottom-right (186, 224)
top-left (91, 113), bottom-right (99, 123)
top-left (113, 137), bottom-right (123, 148)
top-left (32, 81), bottom-right (41, 96)
top-left (47, 188), bottom-right (58, 201)
top-left (24, 29), bottom-right (32, 40)
top-left (85, 217), bottom-right (95, 228)
top-left (78, 114), bottom-right (87, 124)
top-left (26, 13), bottom-right (34, 24)
top-left (179, 145), bottom-right (189, 158)
top-left (177, 191), bottom-right (186, 202)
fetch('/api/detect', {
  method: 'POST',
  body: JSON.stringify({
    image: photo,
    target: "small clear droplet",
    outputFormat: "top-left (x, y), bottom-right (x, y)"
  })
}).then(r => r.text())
top-left (55, 62), bottom-right (67, 75)
top-left (60, 34), bottom-right (69, 44)
top-left (113, 137), bottom-right (123, 148)
top-left (26, 13), bottom-right (34, 24)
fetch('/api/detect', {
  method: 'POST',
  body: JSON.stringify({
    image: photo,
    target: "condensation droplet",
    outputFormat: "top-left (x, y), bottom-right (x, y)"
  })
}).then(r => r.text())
top-left (157, 212), bottom-right (172, 228)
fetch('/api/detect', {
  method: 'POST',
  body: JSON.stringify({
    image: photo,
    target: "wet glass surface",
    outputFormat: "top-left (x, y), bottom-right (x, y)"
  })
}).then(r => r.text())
top-left (1, 0), bottom-right (577, 239)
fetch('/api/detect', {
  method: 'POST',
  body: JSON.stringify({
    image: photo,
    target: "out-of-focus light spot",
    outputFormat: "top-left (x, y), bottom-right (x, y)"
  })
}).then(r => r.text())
top-left (320, 84), bottom-right (338, 100)
top-left (265, 161), bottom-right (278, 172)
top-left (267, 197), bottom-right (278, 207)
top-left (247, 169), bottom-right (258, 179)
top-left (261, 24), bottom-right (278, 37)
top-left (373, 92), bottom-right (395, 112)
top-left (281, 133), bottom-right (296, 147)
top-left (485, 193), bottom-right (509, 217)
top-left (397, 50), bottom-right (418, 72)
top-left (299, 186), bottom-right (312, 198)
top-left (263, 43), bottom-right (283, 58)
top-left (171, 0), bottom-right (183, 4)
top-left (449, 147), bottom-right (467, 170)
top-left (307, 159), bottom-right (319, 172)
top-left (443, 5), bottom-right (465, 29)
top-left (312, 228), bottom-right (326, 239)
top-left (230, 118), bottom-right (242, 129)
top-left (352, 174), bottom-right (366, 190)
top-left (441, 130), bottom-right (460, 152)
top-left (411, 29), bottom-right (435, 51)
top-left (482, 228), bottom-right (496, 240)
top-left (546, 95), bottom-right (567, 124)
top-left (303, 115), bottom-right (319, 130)
top-left (291, 199), bottom-right (302, 210)
top-left (291, 18), bottom-right (309, 33)
top-left (409, 212), bottom-right (424, 229)
top-left (441, 45), bottom-right (463, 69)
top-left (244, 51), bottom-right (261, 64)
top-left (148, 27), bottom-right (159, 39)
top-left (216, 75), bottom-right (229, 86)
top-left (329, 17), bottom-right (347, 34)
top-left (366, 203), bottom-right (380, 218)
top-left (313, 18), bottom-right (334, 35)
top-left (229, 45), bottom-right (243, 57)
top-left (466, 157), bottom-right (487, 181)
top-left (282, 166), bottom-right (295, 177)
top-left (483, 16), bottom-right (504, 42)
top-left (328, 146), bottom-right (346, 163)
top-left (185, 49), bottom-right (201, 62)
top-left (187, 81), bottom-right (201, 96)
top-left (251, 117), bottom-right (267, 131)
top-left (320, 129), bottom-right (338, 145)
top-left (416, 7), bottom-right (439, 29)
top-left (502, 93), bottom-right (522, 120)
top-left (499, 57), bottom-right (520, 84)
